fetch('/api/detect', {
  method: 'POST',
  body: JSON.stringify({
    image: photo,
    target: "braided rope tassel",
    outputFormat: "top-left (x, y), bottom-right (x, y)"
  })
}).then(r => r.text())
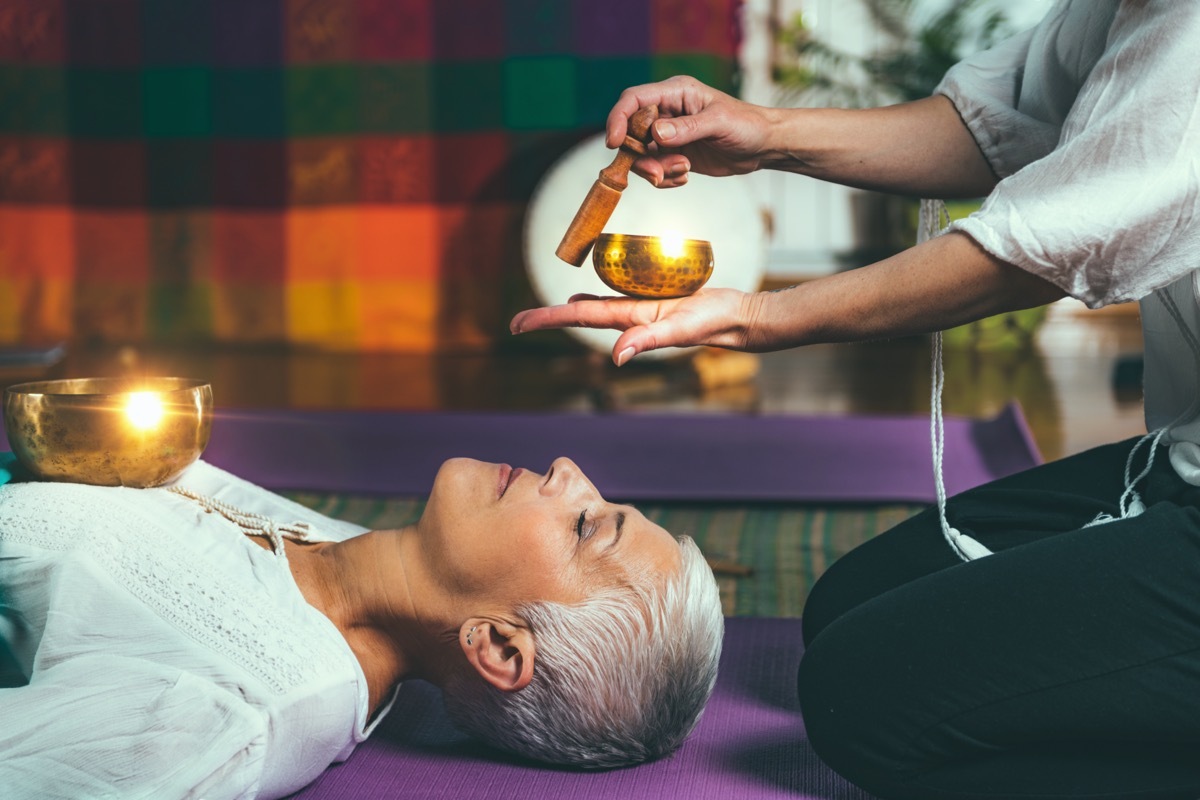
top-left (920, 198), bottom-right (993, 562)
top-left (167, 485), bottom-right (318, 558)
top-left (1086, 288), bottom-right (1200, 528)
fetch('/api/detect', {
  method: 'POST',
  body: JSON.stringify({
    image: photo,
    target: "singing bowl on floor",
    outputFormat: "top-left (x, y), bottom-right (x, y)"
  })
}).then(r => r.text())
top-left (592, 233), bottom-right (714, 299)
top-left (3, 377), bottom-right (213, 488)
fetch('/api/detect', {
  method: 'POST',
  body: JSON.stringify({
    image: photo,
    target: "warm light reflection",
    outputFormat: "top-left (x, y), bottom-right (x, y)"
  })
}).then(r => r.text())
top-left (124, 391), bottom-right (164, 430)
top-left (659, 230), bottom-right (685, 258)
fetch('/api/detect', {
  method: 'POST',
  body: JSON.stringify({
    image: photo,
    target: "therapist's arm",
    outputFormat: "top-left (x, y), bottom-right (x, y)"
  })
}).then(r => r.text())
top-left (605, 76), bottom-right (997, 198)
top-left (511, 232), bottom-right (1064, 364)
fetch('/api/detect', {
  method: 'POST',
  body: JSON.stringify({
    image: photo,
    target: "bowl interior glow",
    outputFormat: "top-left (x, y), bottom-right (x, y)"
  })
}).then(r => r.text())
top-left (3, 377), bottom-right (213, 488)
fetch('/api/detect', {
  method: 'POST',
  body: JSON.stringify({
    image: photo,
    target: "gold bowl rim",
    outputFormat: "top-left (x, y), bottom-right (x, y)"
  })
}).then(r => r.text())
top-left (4, 377), bottom-right (211, 399)
top-left (594, 232), bottom-right (713, 248)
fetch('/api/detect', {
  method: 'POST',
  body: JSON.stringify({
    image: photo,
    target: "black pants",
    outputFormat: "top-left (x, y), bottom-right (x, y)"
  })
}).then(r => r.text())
top-left (798, 437), bottom-right (1200, 800)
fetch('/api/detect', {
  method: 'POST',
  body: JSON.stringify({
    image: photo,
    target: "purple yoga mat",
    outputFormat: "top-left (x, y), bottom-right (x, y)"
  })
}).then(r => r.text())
top-left (196, 403), bottom-right (1040, 503)
top-left (290, 617), bottom-right (875, 800)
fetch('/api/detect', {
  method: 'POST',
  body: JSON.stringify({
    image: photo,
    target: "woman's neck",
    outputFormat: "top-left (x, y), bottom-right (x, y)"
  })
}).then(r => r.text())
top-left (288, 527), bottom-right (441, 712)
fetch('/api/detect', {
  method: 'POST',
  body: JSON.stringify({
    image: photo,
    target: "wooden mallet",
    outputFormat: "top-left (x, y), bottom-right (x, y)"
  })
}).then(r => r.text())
top-left (555, 105), bottom-right (660, 266)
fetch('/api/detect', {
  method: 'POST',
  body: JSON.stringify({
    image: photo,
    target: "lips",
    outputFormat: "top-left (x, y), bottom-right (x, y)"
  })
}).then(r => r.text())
top-left (498, 464), bottom-right (524, 499)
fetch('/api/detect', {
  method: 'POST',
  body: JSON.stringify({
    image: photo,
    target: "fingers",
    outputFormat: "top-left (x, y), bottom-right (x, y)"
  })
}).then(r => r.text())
top-left (658, 155), bottom-right (691, 186)
top-left (610, 319), bottom-right (684, 365)
top-left (614, 342), bottom-right (640, 367)
top-left (651, 109), bottom-right (724, 150)
top-left (612, 328), bottom-right (653, 366)
top-left (606, 80), bottom-right (722, 150)
top-left (630, 156), bottom-right (666, 187)
top-left (510, 298), bottom-right (659, 335)
top-left (604, 75), bottom-right (709, 148)
top-left (513, 286), bottom-right (746, 366)
top-left (508, 305), bottom-right (674, 367)
top-left (630, 154), bottom-right (691, 188)
top-left (606, 86), bottom-right (668, 148)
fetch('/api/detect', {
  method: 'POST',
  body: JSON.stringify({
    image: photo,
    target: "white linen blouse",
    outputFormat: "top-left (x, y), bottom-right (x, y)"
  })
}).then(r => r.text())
top-left (0, 460), bottom-right (391, 799)
top-left (937, 0), bottom-right (1200, 481)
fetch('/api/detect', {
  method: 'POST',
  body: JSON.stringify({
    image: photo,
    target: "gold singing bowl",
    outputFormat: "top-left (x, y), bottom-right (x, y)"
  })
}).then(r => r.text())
top-left (592, 233), bottom-right (714, 299)
top-left (3, 377), bottom-right (213, 488)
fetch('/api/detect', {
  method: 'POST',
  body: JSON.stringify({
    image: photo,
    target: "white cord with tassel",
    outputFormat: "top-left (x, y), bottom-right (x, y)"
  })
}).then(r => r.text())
top-left (920, 198), bottom-right (993, 562)
top-left (918, 200), bottom-right (1200, 555)
top-left (1083, 287), bottom-right (1200, 528)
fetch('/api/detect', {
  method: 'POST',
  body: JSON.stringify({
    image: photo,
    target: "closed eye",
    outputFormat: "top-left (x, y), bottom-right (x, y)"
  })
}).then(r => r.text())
top-left (608, 511), bottom-right (625, 550)
top-left (575, 509), bottom-right (600, 541)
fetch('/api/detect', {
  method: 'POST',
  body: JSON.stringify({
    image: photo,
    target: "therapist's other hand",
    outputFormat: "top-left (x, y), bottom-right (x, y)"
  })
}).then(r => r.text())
top-left (607, 76), bottom-right (777, 188)
top-left (510, 288), bottom-right (760, 366)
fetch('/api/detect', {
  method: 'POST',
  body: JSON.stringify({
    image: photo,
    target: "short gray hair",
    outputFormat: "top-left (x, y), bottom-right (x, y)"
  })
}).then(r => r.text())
top-left (443, 535), bottom-right (724, 768)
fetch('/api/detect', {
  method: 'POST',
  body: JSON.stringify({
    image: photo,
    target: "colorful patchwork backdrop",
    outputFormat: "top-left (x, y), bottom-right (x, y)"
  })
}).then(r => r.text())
top-left (0, 0), bottom-right (741, 351)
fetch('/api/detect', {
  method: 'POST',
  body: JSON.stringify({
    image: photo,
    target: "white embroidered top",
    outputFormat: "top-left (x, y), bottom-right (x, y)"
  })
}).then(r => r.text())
top-left (0, 460), bottom-right (390, 800)
top-left (937, 0), bottom-right (1200, 482)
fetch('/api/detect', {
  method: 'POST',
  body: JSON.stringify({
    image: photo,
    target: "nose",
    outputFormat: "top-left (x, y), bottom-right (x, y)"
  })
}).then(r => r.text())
top-left (542, 457), bottom-right (599, 501)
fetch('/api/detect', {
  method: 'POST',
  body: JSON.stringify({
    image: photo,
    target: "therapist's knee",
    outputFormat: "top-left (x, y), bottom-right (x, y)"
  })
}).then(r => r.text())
top-left (797, 615), bottom-right (920, 796)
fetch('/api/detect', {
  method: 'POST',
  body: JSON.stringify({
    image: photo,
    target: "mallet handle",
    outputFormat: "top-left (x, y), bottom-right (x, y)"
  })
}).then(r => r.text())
top-left (555, 105), bottom-right (660, 267)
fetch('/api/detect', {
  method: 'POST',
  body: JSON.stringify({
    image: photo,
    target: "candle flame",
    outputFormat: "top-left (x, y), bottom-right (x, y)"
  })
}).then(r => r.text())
top-left (660, 231), bottom-right (685, 259)
top-left (125, 391), bottom-right (164, 430)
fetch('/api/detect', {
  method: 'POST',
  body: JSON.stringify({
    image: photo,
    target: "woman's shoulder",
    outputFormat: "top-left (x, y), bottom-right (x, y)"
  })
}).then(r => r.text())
top-left (1, 469), bottom-right (365, 684)
top-left (0, 480), bottom-right (132, 552)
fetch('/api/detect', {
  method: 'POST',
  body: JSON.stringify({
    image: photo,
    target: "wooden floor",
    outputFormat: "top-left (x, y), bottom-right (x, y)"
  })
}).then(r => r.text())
top-left (1, 300), bottom-right (1146, 463)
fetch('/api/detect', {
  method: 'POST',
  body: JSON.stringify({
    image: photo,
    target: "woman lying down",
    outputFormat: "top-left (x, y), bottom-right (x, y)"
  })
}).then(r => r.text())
top-left (0, 456), bottom-right (724, 799)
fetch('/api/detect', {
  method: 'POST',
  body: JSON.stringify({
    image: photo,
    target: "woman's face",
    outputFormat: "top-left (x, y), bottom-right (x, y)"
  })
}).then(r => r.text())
top-left (415, 457), bottom-right (682, 611)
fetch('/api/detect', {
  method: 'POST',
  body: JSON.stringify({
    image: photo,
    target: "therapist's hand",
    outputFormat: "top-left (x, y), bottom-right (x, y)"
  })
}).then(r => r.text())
top-left (607, 76), bottom-right (778, 188)
top-left (510, 288), bottom-right (761, 365)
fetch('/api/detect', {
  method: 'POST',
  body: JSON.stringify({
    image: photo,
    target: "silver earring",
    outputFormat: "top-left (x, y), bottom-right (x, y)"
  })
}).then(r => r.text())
top-left (466, 626), bottom-right (476, 646)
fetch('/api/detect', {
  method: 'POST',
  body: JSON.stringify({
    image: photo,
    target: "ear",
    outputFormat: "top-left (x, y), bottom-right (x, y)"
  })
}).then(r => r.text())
top-left (460, 618), bottom-right (535, 693)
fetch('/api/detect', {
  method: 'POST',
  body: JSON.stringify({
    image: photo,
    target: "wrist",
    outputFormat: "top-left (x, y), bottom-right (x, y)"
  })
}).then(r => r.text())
top-left (757, 107), bottom-right (822, 173)
top-left (738, 286), bottom-right (811, 351)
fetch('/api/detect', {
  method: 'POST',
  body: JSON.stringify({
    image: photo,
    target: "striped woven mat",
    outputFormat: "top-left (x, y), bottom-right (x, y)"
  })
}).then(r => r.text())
top-left (282, 492), bottom-right (924, 618)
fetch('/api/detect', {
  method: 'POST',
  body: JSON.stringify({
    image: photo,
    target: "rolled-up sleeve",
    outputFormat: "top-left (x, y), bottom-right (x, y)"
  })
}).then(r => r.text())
top-left (939, 1), bottom-right (1200, 308)
top-left (937, 26), bottom-right (1059, 178)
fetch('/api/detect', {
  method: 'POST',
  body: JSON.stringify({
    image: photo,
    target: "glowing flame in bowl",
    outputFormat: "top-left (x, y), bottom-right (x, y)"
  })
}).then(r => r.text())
top-left (659, 230), bottom-right (685, 259)
top-left (124, 391), bottom-right (164, 430)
